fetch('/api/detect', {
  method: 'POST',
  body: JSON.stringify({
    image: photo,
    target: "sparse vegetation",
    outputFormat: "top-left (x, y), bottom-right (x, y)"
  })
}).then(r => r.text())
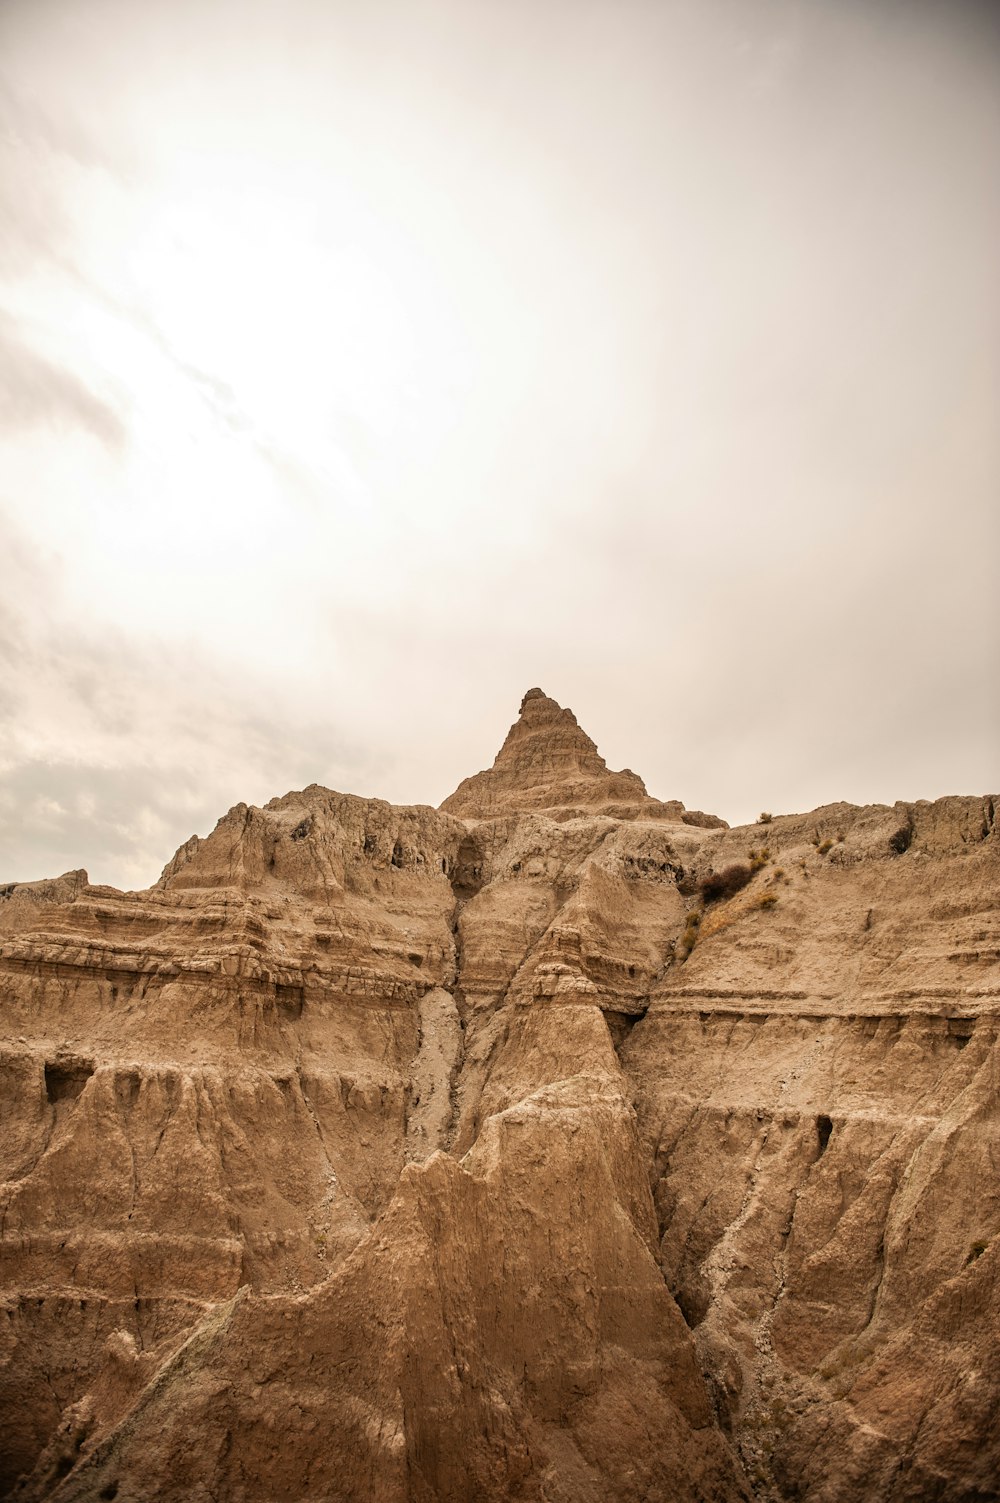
top-left (758, 811), bottom-right (773, 824)
top-left (816, 839), bottom-right (833, 856)
top-left (889, 823), bottom-right (914, 855)
top-left (749, 847), bottom-right (770, 871)
top-left (679, 907), bottom-right (702, 960)
top-left (700, 863), bottom-right (754, 904)
top-left (759, 892), bottom-right (779, 909)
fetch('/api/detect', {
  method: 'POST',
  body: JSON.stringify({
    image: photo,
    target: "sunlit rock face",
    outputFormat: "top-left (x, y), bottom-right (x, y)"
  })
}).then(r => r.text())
top-left (1, 692), bottom-right (997, 1503)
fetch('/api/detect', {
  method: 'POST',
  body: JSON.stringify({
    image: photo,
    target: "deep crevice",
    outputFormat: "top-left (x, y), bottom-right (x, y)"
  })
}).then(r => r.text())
top-left (274, 983), bottom-right (304, 1020)
top-left (449, 834), bottom-right (485, 900)
top-left (604, 1006), bottom-right (649, 1055)
top-left (44, 1060), bottom-right (94, 1106)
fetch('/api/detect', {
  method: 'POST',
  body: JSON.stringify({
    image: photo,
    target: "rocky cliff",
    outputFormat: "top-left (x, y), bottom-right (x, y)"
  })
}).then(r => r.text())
top-left (1, 692), bottom-right (997, 1502)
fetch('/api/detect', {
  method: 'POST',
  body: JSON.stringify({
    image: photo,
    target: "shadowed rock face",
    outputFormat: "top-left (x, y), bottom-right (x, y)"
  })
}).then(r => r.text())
top-left (1, 694), bottom-right (997, 1503)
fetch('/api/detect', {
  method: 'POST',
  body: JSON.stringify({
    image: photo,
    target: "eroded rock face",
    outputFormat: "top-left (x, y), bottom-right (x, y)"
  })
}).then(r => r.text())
top-left (441, 687), bottom-right (726, 827)
top-left (1, 693), bottom-right (997, 1502)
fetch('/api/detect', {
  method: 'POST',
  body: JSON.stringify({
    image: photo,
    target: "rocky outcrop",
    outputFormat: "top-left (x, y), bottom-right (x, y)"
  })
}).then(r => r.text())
top-left (441, 687), bottom-right (726, 826)
top-left (1, 695), bottom-right (997, 1502)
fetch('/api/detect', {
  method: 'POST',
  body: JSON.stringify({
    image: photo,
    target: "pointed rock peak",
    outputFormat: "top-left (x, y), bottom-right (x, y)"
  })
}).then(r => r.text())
top-left (441, 689), bottom-right (682, 822)
top-left (520, 686), bottom-right (558, 711)
top-left (491, 689), bottom-right (604, 776)
top-left (516, 687), bottom-right (582, 733)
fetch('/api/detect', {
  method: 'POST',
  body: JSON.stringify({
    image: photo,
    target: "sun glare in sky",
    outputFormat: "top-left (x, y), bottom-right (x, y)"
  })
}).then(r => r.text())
top-left (1, 0), bottom-right (998, 887)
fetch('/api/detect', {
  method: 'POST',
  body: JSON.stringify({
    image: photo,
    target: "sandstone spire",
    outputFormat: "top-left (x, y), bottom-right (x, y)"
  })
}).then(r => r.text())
top-left (440, 687), bottom-right (678, 820)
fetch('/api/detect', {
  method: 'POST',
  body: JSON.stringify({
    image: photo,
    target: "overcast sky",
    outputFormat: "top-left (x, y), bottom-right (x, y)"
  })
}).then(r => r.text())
top-left (1, 0), bottom-right (997, 889)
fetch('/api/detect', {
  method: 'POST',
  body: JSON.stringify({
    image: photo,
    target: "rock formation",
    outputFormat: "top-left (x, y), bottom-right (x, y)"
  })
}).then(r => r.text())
top-left (1, 691), bottom-right (997, 1502)
top-left (441, 688), bottom-right (726, 828)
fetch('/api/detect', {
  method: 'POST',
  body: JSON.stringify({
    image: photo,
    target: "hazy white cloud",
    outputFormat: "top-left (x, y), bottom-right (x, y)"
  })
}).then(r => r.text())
top-left (0, 0), bottom-right (997, 887)
top-left (0, 308), bottom-right (125, 447)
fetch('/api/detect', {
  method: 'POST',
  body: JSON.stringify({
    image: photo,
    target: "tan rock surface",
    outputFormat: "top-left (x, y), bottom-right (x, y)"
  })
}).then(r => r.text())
top-left (0, 692), bottom-right (997, 1501)
top-left (440, 687), bottom-right (726, 826)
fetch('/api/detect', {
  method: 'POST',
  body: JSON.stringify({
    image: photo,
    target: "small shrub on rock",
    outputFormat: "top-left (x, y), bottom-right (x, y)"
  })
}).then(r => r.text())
top-left (678, 907), bottom-right (702, 961)
top-left (700, 863), bottom-right (753, 904)
top-left (889, 824), bottom-right (913, 855)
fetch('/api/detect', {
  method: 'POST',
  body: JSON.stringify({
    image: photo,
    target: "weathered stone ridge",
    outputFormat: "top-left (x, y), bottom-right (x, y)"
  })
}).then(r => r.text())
top-left (441, 687), bottom-right (725, 825)
top-left (0, 694), bottom-right (997, 1502)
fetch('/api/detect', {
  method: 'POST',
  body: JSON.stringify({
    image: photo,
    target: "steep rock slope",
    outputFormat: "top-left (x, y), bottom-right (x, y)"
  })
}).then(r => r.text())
top-left (440, 687), bottom-right (724, 826)
top-left (0, 692), bottom-right (996, 1502)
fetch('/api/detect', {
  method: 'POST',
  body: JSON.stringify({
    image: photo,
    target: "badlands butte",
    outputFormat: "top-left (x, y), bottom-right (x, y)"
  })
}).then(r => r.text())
top-left (1, 688), bottom-right (998, 1503)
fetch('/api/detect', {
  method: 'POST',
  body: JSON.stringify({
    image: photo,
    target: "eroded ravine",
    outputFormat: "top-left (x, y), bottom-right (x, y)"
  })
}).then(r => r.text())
top-left (1, 691), bottom-right (997, 1502)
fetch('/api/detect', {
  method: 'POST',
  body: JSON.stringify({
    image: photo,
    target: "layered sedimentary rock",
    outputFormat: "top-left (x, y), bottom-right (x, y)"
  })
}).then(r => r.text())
top-left (1, 691), bottom-right (997, 1502)
top-left (441, 687), bottom-right (725, 826)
